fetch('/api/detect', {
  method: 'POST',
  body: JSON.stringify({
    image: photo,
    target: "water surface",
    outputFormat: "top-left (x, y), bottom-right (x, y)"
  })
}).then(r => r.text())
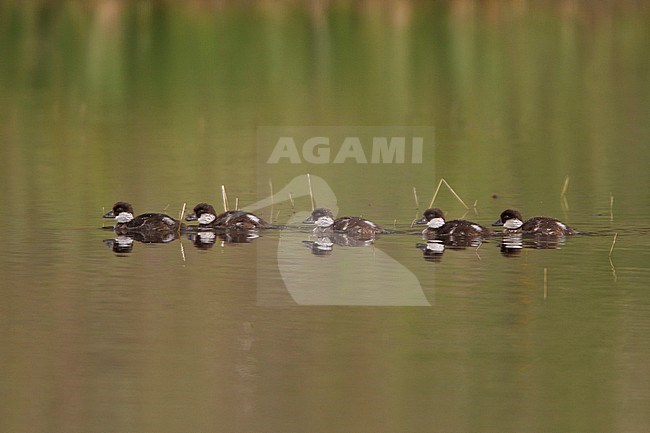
top-left (1, 1), bottom-right (650, 432)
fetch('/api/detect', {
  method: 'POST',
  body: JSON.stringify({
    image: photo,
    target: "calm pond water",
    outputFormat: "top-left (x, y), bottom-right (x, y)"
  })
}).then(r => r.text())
top-left (2, 1), bottom-right (650, 432)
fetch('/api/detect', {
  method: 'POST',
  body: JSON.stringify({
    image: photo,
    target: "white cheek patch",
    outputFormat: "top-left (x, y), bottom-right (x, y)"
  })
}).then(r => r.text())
top-left (471, 224), bottom-right (482, 232)
top-left (198, 213), bottom-right (216, 225)
top-left (246, 214), bottom-right (260, 223)
top-left (504, 218), bottom-right (523, 229)
top-left (427, 217), bottom-right (445, 229)
top-left (116, 212), bottom-right (134, 224)
top-left (316, 216), bottom-right (335, 228)
top-left (556, 222), bottom-right (567, 230)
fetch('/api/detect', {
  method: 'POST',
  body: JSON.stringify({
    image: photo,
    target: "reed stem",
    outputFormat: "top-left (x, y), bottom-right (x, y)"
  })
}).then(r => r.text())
top-left (221, 185), bottom-right (229, 212)
top-left (413, 186), bottom-right (419, 209)
top-left (561, 175), bottom-right (570, 197)
top-left (177, 202), bottom-right (186, 236)
top-left (307, 173), bottom-right (315, 211)
top-left (178, 202), bottom-right (186, 221)
top-left (269, 179), bottom-right (274, 223)
top-left (609, 233), bottom-right (618, 257)
top-left (428, 178), bottom-right (469, 209)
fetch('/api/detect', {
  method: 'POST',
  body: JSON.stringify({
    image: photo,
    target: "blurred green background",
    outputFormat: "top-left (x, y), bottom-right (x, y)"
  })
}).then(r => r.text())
top-left (2, 0), bottom-right (649, 223)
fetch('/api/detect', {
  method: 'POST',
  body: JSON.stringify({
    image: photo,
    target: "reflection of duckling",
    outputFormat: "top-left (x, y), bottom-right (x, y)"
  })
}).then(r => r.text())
top-left (438, 236), bottom-right (484, 249)
top-left (219, 230), bottom-right (260, 243)
top-left (499, 233), bottom-right (523, 257)
top-left (103, 236), bottom-right (135, 254)
top-left (493, 209), bottom-right (576, 236)
top-left (329, 233), bottom-right (375, 247)
top-left (186, 203), bottom-right (272, 230)
top-left (302, 237), bottom-right (334, 256)
top-left (128, 231), bottom-right (178, 244)
top-left (303, 208), bottom-right (385, 238)
top-left (103, 202), bottom-right (183, 235)
top-left (187, 229), bottom-right (260, 249)
top-left (416, 241), bottom-right (445, 262)
top-left (417, 208), bottom-right (492, 239)
top-left (524, 237), bottom-right (566, 249)
top-left (497, 231), bottom-right (566, 256)
top-left (103, 229), bottom-right (179, 254)
top-left (187, 231), bottom-right (217, 250)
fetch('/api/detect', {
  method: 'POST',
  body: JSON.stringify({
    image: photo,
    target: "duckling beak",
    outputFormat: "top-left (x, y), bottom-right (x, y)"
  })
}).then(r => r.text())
top-left (415, 216), bottom-right (427, 225)
top-left (492, 218), bottom-right (504, 227)
top-left (302, 214), bottom-right (315, 224)
top-left (103, 210), bottom-right (115, 218)
top-left (185, 213), bottom-right (198, 222)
